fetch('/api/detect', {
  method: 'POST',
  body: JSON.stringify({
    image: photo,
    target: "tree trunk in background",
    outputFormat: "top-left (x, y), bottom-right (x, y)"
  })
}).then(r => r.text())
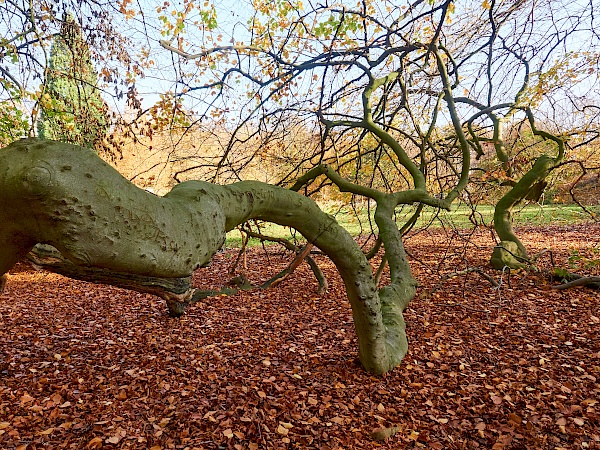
top-left (491, 155), bottom-right (557, 269)
top-left (0, 138), bottom-right (416, 374)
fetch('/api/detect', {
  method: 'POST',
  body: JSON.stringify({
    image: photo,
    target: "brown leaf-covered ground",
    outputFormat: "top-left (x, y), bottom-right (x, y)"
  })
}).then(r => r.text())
top-left (1, 224), bottom-right (599, 449)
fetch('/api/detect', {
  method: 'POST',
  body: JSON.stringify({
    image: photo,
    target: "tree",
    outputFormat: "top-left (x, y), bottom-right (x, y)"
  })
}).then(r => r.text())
top-left (1, 0), bottom-right (599, 376)
top-left (38, 14), bottom-right (109, 150)
top-left (2, 137), bottom-right (414, 375)
top-left (1, 1), bottom-right (475, 375)
top-left (0, 1), bottom-right (139, 155)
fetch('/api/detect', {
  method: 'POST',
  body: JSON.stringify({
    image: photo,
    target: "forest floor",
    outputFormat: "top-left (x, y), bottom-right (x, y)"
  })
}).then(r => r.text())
top-left (1, 223), bottom-right (599, 450)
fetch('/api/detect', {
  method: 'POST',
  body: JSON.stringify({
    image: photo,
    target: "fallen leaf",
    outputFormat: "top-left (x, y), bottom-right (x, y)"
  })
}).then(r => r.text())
top-left (371, 426), bottom-right (400, 441)
top-left (105, 435), bottom-right (120, 444)
top-left (86, 437), bottom-right (103, 449)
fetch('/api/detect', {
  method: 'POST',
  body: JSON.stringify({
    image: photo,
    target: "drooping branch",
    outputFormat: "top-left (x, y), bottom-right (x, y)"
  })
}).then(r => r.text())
top-left (552, 276), bottom-right (600, 290)
top-left (242, 227), bottom-right (328, 293)
top-left (491, 154), bottom-right (557, 269)
top-left (551, 270), bottom-right (600, 290)
top-left (491, 110), bottom-right (567, 269)
top-left (0, 138), bottom-right (410, 374)
top-left (26, 244), bottom-right (196, 316)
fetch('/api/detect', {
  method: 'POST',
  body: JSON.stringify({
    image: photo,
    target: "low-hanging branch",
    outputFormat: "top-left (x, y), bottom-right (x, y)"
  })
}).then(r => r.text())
top-left (241, 227), bottom-right (328, 293)
top-left (552, 276), bottom-right (600, 290)
top-left (0, 138), bottom-right (415, 375)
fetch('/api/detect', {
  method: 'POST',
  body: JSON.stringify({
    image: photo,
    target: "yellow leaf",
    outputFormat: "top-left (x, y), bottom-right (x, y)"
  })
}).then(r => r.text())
top-left (276, 424), bottom-right (289, 436)
top-left (223, 429), bottom-right (234, 438)
top-left (0, 422), bottom-right (9, 430)
top-left (482, 0), bottom-right (490, 9)
top-left (158, 418), bottom-right (170, 428)
top-left (408, 430), bottom-right (419, 441)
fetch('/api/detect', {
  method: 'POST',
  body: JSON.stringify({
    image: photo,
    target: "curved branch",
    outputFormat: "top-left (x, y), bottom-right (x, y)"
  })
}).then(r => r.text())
top-left (0, 138), bottom-right (412, 375)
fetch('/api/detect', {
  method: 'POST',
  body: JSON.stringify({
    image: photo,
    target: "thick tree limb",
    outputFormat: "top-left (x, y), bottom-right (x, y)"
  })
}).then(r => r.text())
top-left (552, 276), bottom-right (600, 290)
top-left (551, 271), bottom-right (600, 290)
top-left (26, 244), bottom-right (195, 316)
top-left (0, 138), bottom-right (412, 374)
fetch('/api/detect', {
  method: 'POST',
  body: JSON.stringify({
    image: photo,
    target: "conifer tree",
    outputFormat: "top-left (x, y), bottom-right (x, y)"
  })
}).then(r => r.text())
top-left (38, 14), bottom-right (109, 150)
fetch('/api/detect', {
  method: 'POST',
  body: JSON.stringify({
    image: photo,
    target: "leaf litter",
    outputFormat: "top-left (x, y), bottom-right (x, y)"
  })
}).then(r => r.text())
top-left (0, 223), bottom-right (598, 449)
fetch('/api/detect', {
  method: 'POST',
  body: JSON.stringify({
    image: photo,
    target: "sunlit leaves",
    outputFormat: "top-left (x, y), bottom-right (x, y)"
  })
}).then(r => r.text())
top-left (157, 1), bottom-right (217, 38)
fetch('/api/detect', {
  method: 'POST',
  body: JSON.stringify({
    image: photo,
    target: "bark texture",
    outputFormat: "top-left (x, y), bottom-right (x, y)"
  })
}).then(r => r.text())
top-left (0, 138), bottom-right (414, 374)
top-left (492, 155), bottom-right (556, 269)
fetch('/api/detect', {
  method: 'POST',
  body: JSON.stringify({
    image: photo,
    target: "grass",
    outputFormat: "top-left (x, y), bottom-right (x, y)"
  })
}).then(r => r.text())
top-left (225, 203), bottom-right (600, 247)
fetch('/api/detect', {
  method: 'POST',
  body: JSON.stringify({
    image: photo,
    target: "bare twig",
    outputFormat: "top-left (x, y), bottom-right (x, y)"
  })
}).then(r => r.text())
top-left (236, 226), bottom-right (328, 293)
top-left (429, 267), bottom-right (499, 295)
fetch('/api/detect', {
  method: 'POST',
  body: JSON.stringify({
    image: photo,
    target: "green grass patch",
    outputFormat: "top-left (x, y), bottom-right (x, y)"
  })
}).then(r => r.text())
top-left (224, 203), bottom-right (599, 248)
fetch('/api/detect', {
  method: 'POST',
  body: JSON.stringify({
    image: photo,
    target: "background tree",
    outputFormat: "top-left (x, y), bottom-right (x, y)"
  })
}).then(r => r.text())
top-left (0, 0), bottom-right (140, 154)
top-left (38, 14), bottom-right (109, 150)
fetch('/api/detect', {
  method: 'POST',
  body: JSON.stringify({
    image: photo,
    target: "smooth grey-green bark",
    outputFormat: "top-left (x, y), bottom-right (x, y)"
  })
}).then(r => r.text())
top-left (491, 155), bottom-right (557, 269)
top-left (0, 138), bottom-right (414, 374)
top-left (491, 109), bottom-right (566, 270)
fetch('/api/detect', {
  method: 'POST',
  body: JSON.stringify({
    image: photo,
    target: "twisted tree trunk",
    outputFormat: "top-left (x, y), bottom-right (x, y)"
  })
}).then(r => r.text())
top-left (0, 138), bottom-right (414, 374)
top-left (491, 155), bottom-right (557, 269)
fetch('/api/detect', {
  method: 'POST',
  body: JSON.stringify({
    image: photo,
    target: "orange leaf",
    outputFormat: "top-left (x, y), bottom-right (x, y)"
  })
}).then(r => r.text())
top-left (86, 437), bottom-right (103, 449)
